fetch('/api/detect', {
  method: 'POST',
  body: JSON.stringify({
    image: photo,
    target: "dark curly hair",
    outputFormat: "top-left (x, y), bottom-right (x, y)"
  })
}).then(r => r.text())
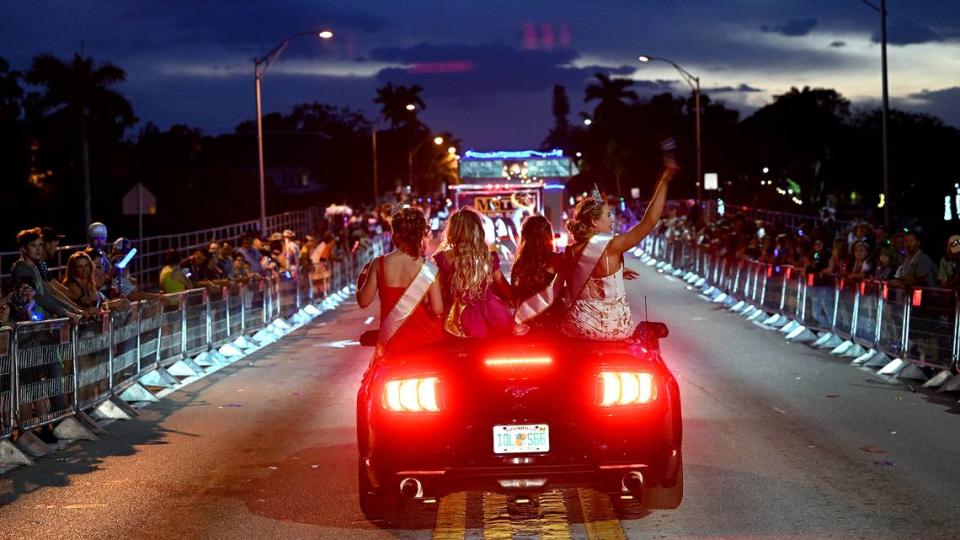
top-left (390, 205), bottom-right (428, 257)
top-left (566, 196), bottom-right (606, 243)
top-left (512, 216), bottom-right (555, 300)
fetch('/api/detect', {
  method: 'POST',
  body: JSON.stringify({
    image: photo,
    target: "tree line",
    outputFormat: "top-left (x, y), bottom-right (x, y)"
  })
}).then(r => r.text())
top-left (2, 51), bottom-right (958, 246)
top-left (0, 53), bottom-right (456, 245)
top-left (558, 74), bottom-right (960, 225)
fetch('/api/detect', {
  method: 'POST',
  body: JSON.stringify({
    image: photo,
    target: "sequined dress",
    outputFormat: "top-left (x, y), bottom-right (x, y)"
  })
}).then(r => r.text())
top-left (561, 266), bottom-right (633, 341)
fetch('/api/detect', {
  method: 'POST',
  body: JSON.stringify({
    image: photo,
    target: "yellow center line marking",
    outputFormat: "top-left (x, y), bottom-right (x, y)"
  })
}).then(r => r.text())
top-left (482, 492), bottom-right (512, 540)
top-left (433, 491), bottom-right (467, 540)
top-left (577, 488), bottom-right (626, 540)
top-left (539, 490), bottom-right (572, 539)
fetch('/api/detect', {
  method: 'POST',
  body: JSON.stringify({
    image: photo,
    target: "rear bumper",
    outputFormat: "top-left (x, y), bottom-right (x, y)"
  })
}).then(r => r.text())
top-left (364, 434), bottom-right (681, 498)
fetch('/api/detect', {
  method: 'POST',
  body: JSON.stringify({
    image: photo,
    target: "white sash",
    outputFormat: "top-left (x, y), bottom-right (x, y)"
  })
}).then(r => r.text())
top-left (515, 274), bottom-right (563, 325)
top-left (378, 260), bottom-right (438, 346)
top-left (569, 233), bottom-right (614, 301)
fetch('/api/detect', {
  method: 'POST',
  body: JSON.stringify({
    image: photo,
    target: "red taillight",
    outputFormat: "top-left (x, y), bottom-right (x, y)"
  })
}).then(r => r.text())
top-left (484, 357), bottom-right (552, 367)
top-left (599, 372), bottom-right (657, 406)
top-left (382, 377), bottom-right (441, 412)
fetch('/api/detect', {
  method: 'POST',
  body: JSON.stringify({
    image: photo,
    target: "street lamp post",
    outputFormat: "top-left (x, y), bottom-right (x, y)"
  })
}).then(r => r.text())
top-left (373, 104), bottom-right (418, 203)
top-left (408, 135), bottom-right (444, 189)
top-left (254, 30), bottom-right (333, 234)
top-left (638, 55), bottom-right (702, 205)
top-left (861, 0), bottom-right (891, 227)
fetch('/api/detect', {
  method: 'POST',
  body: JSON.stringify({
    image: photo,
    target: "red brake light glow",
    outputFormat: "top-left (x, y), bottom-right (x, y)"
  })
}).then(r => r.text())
top-left (382, 377), bottom-right (441, 412)
top-left (599, 372), bottom-right (656, 406)
top-left (484, 357), bottom-right (552, 367)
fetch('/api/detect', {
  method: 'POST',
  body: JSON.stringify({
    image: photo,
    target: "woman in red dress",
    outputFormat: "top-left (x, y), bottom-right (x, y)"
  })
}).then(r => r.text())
top-left (356, 206), bottom-right (444, 353)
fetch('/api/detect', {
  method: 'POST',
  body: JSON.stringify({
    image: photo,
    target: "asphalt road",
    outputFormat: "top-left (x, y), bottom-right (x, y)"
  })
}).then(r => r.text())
top-left (2, 259), bottom-right (960, 539)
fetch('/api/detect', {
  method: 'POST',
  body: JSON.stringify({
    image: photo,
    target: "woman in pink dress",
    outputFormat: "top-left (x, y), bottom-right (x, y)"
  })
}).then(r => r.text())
top-left (434, 207), bottom-right (514, 338)
top-left (356, 206), bottom-right (444, 354)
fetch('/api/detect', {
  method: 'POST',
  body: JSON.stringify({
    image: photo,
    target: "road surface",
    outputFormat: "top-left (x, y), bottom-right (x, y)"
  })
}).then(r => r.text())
top-left (2, 261), bottom-right (960, 539)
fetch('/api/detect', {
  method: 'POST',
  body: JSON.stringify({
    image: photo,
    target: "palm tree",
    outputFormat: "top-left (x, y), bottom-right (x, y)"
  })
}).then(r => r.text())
top-left (584, 73), bottom-right (637, 124)
top-left (374, 82), bottom-right (426, 129)
top-left (0, 57), bottom-right (23, 123)
top-left (25, 53), bottom-right (136, 226)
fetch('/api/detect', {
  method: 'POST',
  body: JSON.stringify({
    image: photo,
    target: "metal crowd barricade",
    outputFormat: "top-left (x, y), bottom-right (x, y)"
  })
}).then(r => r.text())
top-left (75, 315), bottom-right (112, 411)
top-left (181, 289), bottom-right (209, 358)
top-left (209, 287), bottom-right (230, 346)
top-left (877, 284), bottom-right (909, 358)
top-left (227, 285), bottom-right (244, 338)
top-left (802, 274), bottom-right (838, 332)
top-left (15, 319), bottom-right (75, 430)
top-left (761, 264), bottom-right (783, 312)
top-left (278, 274), bottom-right (300, 319)
top-left (833, 278), bottom-right (859, 340)
top-left (158, 292), bottom-right (188, 366)
top-left (852, 280), bottom-right (882, 347)
top-left (1, 327), bottom-right (12, 438)
top-left (244, 279), bottom-right (266, 332)
top-left (780, 267), bottom-right (801, 318)
top-left (110, 306), bottom-right (141, 390)
top-left (903, 287), bottom-right (957, 369)
top-left (139, 300), bottom-right (163, 374)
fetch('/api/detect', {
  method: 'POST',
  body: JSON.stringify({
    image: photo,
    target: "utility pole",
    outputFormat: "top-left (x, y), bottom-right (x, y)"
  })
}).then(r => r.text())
top-left (880, 0), bottom-right (891, 228)
top-left (372, 128), bottom-right (379, 202)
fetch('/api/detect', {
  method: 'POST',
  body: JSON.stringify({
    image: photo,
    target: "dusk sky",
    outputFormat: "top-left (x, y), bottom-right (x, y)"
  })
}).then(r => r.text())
top-left (3, 1), bottom-right (959, 150)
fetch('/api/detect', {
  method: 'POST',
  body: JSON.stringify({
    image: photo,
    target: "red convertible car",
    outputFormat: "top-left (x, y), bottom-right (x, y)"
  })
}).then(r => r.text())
top-left (356, 322), bottom-right (682, 521)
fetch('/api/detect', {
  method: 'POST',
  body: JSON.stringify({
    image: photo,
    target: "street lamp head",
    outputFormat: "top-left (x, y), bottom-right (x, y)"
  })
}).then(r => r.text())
top-left (318, 30), bottom-right (334, 39)
top-left (638, 55), bottom-right (651, 63)
top-left (583, 118), bottom-right (592, 126)
top-left (433, 136), bottom-right (444, 145)
top-left (405, 104), bottom-right (416, 111)
top-left (447, 146), bottom-right (457, 154)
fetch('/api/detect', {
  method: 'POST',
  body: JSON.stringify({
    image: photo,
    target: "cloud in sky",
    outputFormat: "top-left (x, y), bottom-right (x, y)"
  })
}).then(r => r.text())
top-left (904, 86), bottom-right (960, 128)
top-left (2, 0), bottom-right (958, 149)
top-left (873, 18), bottom-right (946, 46)
top-left (762, 18), bottom-right (818, 37)
top-left (704, 84), bottom-right (764, 94)
top-left (370, 43), bottom-right (639, 99)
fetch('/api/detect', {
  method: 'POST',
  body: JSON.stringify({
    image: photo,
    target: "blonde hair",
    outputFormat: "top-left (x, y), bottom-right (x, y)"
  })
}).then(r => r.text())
top-left (566, 196), bottom-right (606, 243)
top-left (441, 207), bottom-right (491, 303)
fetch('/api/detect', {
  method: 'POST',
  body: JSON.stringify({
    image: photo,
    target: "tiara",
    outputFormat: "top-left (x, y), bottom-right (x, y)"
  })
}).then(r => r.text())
top-left (591, 183), bottom-right (602, 203)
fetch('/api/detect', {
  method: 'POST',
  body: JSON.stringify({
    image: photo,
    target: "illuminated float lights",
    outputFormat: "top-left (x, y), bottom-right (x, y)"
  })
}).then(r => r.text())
top-left (449, 182), bottom-right (547, 191)
top-left (462, 149), bottom-right (564, 160)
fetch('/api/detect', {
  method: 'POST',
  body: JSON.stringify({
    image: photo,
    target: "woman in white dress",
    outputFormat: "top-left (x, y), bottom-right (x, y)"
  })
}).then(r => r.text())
top-left (561, 142), bottom-right (679, 341)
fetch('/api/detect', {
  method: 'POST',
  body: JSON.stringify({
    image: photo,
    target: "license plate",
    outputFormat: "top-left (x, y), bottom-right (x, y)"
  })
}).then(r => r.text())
top-left (493, 424), bottom-right (550, 454)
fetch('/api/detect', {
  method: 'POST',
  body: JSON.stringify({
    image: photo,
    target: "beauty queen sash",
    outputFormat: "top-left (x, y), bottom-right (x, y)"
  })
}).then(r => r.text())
top-left (568, 233), bottom-right (614, 301)
top-left (378, 260), bottom-right (439, 347)
top-left (514, 274), bottom-right (564, 326)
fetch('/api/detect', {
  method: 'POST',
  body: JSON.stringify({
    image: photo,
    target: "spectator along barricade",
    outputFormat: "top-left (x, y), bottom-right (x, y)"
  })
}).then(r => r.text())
top-left (638, 222), bottom-right (960, 392)
top-left (0, 237), bottom-right (384, 468)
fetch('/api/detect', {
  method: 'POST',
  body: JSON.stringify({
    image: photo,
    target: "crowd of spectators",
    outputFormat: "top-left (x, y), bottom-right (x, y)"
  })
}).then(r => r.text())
top-left (668, 209), bottom-right (955, 292)
top-left (0, 210), bottom-right (392, 329)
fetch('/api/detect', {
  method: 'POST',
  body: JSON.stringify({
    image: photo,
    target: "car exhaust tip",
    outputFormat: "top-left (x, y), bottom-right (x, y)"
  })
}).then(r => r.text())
top-left (622, 471), bottom-right (644, 498)
top-left (400, 477), bottom-right (423, 499)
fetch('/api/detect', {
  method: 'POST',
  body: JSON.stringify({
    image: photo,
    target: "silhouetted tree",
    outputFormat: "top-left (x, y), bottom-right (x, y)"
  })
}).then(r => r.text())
top-left (25, 53), bottom-right (136, 227)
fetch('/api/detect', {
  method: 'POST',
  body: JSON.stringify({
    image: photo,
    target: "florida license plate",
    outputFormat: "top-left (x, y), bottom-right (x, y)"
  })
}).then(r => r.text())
top-left (493, 424), bottom-right (550, 454)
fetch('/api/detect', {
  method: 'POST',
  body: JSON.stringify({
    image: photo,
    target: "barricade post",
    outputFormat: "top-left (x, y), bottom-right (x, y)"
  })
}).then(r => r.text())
top-left (0, 328), bottom-right (12, 439)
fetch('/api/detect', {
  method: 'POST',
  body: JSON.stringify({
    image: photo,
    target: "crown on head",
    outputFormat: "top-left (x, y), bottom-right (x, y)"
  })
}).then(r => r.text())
top-left (591, 184), bottom-right (602, 203)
